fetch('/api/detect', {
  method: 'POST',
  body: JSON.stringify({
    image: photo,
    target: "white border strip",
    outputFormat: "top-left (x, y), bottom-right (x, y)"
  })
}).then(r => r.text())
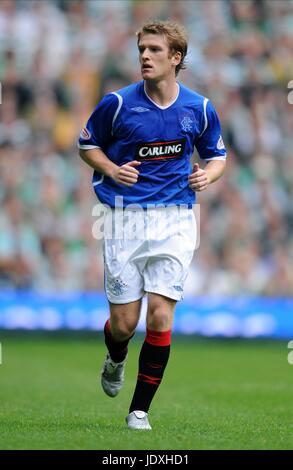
top-left (93, 176), bottom-right (104, 186)
top-left (203, 155), bottom-right (227, 161)
top-left (199, 97), bottom-right (209, 137)
top-left (78, 144), bottom-right (101, 150)
top-left (111, 92), bottom-right (123, 135)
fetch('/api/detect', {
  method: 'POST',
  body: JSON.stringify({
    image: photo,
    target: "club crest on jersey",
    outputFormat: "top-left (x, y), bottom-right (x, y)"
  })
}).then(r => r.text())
top-left (135, 139), bottom-right (186, 161)
top-left (180, 115), bottom-right (193, 132)
top-left (80, 127), bottom-right (91, 140)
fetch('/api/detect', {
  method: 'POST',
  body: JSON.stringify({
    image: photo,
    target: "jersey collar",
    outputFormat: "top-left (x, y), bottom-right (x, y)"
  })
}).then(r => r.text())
top-left (143, 82), bottom-right (180, 110)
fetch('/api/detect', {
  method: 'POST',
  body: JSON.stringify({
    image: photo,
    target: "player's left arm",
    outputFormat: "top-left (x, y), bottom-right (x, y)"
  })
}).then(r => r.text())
top-left (190, 99), bottom-right (227, 192)
top-left (188, 160), bottom-right (226, 192)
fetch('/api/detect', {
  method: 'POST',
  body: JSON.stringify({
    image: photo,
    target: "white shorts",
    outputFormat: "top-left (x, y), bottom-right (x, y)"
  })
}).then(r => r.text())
top-left (103, 205), bottom-right (197, 304)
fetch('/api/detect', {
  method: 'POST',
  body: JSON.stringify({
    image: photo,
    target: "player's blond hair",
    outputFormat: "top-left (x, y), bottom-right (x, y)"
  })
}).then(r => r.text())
top-left (136, 20), bottom-right (188, 76)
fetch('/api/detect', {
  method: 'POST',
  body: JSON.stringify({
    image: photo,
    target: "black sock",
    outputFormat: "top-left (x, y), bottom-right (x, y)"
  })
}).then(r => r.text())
top-left (104, 319), bottom-right (133, 363)
top-left (129, 328), bottom-right (171, 413)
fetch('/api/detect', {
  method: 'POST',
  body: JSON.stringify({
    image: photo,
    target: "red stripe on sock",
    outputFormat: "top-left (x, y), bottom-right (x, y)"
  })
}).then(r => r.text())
top-left (145, 328), bottom-right (171, 347)
top-left (138, 373), bottom-right (162, 385)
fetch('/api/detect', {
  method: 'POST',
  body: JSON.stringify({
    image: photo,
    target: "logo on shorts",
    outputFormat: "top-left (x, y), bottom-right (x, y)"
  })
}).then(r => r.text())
top-left (135, 139), bottom-right (186, 161)
top-left (80, 128), bottom-right (91, 140)
top-left (173, 285), bottom-right (183, 292)
top-left (109, 278), bottom-right (128, 296)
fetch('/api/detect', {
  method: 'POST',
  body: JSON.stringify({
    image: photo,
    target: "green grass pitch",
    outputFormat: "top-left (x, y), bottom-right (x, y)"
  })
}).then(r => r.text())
top-left (0, 332), bottom-right (292, 450)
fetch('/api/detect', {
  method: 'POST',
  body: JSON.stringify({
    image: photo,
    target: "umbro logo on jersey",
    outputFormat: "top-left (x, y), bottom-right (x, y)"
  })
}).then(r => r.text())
top-left (80, 128), bottom-right (91, 140)
top-left (136, 139), bottom-right (186, 161)
top-left (130, 106), bottom-right (150, 112)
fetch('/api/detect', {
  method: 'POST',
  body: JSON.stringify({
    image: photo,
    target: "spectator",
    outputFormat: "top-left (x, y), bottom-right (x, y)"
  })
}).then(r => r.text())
top-left (0, 0), bottom-right (292, 295)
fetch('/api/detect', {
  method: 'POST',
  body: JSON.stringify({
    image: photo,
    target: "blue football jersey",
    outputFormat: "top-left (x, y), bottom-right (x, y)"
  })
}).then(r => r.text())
top-left (78, 81), bottom-right (226, 208)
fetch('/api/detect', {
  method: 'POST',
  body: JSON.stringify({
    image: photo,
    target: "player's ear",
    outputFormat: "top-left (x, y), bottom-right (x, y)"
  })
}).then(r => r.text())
top-left (172, 51), bottom-right (182, 67)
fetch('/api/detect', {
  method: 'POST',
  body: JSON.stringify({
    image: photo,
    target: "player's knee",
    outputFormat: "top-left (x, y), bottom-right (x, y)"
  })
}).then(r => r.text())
top-left (147, 308), bottom-right (171, 331)
top-left (110, 319), bottom-right (136, 340)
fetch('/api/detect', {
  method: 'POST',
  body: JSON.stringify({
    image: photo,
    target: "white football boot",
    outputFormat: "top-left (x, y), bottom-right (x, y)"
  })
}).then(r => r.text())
top-left (101, 353), bottom-right (127, 397)
top-left (125, 410), bottom-right (152, 430)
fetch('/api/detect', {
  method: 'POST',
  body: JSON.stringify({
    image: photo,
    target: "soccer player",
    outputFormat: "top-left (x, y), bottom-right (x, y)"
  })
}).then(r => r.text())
top-left (78, 21), bottom-right (226, 430)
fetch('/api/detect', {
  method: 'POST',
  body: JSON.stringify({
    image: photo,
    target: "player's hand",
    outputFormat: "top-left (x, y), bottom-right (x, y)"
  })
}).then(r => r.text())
top-left (112, 160), bottom-right (141, 187)
top-left (188, 163), bottom-right (210, 192)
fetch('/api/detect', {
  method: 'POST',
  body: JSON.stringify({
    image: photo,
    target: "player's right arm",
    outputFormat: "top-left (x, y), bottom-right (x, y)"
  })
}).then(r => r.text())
top-left (79, 148), bottom-right (140, 187)
top-left (78, 93), bottom-right (140, 187)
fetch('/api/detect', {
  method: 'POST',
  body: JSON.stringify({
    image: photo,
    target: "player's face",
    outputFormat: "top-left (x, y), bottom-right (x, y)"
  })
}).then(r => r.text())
top-left (138, 34), bottom-right (181, 81)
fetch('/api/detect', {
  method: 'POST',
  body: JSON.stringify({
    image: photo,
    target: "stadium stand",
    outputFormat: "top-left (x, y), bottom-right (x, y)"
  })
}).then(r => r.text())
top-left (0, 0), bottom-right (292, 296)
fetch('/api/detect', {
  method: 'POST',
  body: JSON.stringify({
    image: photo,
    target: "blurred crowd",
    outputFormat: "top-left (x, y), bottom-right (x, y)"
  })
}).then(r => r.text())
top-left (0, 0), bottom-right (292, 296)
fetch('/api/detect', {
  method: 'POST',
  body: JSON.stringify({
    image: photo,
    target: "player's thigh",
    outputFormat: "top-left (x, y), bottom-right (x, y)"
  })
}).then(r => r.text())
top-left (144, 209), bottom-right (196, 302)
top-left (143, 250), bottom-right (190, 302)
top-left (146, 293), bottom-right (177, 331)
top-left (109, 299), bottom-right (142, 339)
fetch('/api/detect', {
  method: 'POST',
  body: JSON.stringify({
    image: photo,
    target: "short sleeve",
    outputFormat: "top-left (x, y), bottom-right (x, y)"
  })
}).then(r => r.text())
top-left (195, 100), bottom-right (227, 161)
top-left (78, 93), bottom-right (120, 151)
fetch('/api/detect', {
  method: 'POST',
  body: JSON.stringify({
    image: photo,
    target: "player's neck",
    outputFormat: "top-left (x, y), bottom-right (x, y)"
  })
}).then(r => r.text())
top-left (144, 79), bottom-right (179, 108)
